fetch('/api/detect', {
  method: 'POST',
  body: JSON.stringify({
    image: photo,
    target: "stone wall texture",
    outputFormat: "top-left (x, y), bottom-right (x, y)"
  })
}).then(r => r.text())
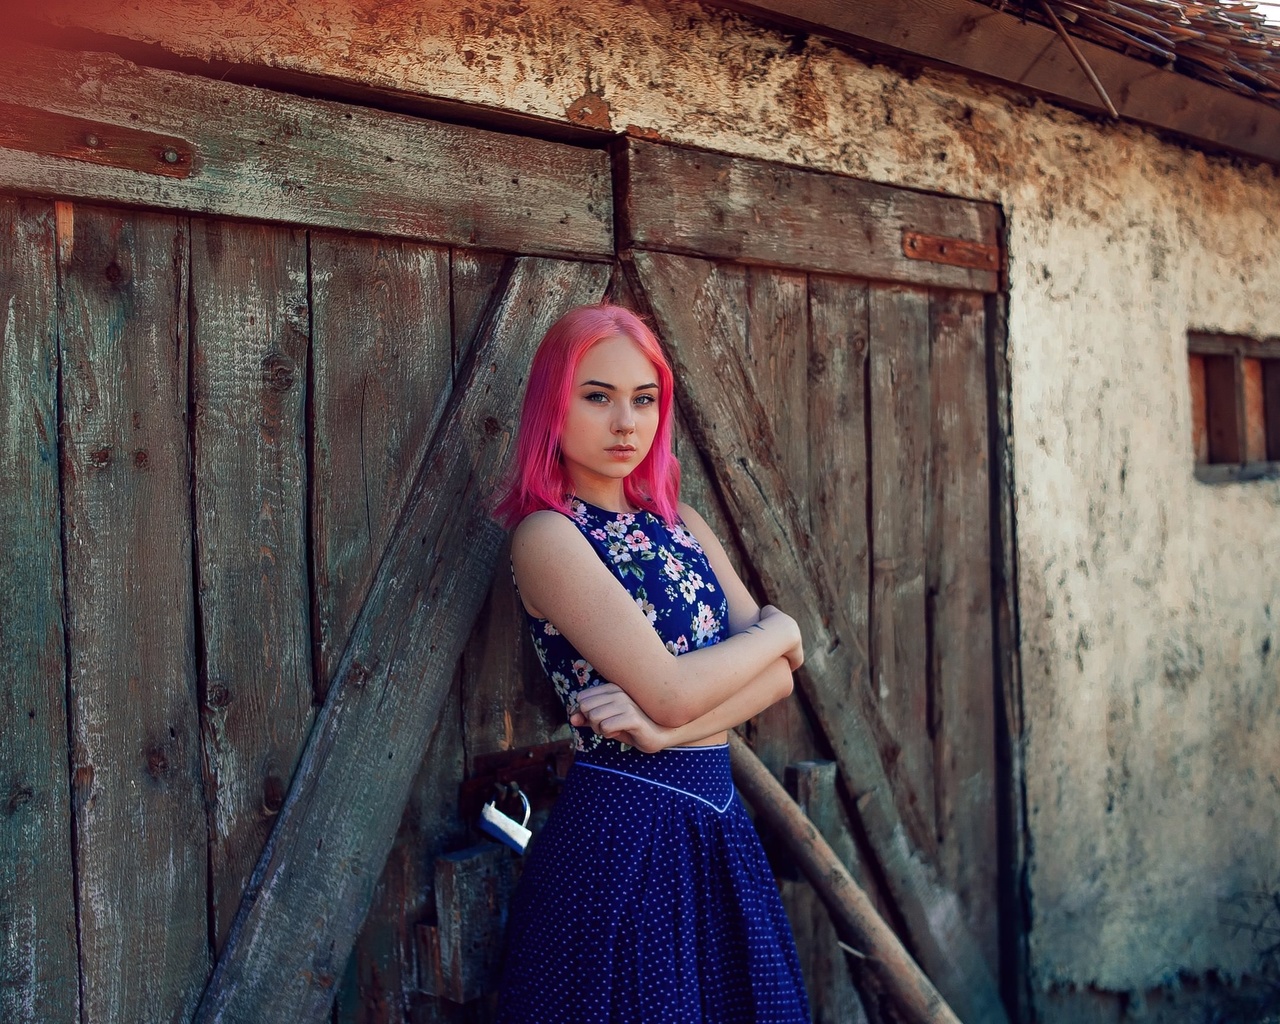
top-left (28, 0), bottom-right (1280, 1011)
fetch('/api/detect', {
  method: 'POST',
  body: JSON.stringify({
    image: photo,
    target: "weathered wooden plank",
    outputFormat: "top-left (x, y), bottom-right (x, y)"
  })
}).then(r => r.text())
top-left (335, 681), bottom-right (468, 1024)
top-left (311, 232), bottom-right (453, 697)
top-left (782, 761), bottom-right (870, 1024)
top-left (709, 0), bottom-right (1280, 167)
top-left (455, 253), bottom-right (563, 763)
top-left (741, 267), bottom-right (819, 776)
top-left (191, 218), bottom-right (314, 952)
top-left (451, 250), bottom-right (511, 370)
top-left (0, 44), bottom-right (613, 258)
top-left (808, 273), bottom-right (871, 671)
top-left (308, 230), bottom-right (456, 1022)
top-left (631, 249), bottom-right (1007, 1024)
top-left (623, 139), bottom-right (1001, 292)
top-left (927, 289), bottom-right (999, 977)
top-left (0, 197), bottom-right (78, 1024)
top-left (194, 257), bottom-right (610, 1024)
top-left (58, 203), bottom-right (208, 1021)
top-left (868, 284), bottom-right (936, 853)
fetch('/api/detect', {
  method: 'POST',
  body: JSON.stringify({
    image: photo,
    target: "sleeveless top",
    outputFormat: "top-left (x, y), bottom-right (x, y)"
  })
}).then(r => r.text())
top-left (521, 497), bottom-right (731, 754)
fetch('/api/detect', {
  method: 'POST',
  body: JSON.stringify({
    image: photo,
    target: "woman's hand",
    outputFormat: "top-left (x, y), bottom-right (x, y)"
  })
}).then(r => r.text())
top-left (757, 605), bottom-right (805, 672)
top-left (570, 683), bottom-right (672, 754)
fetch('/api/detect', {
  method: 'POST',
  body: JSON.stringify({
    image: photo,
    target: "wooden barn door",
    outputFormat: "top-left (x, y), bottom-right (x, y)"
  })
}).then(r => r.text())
top-left (619, 139), bottom-right (1009, 1023)
top-left (0, 44), bottom-right (610, 1024)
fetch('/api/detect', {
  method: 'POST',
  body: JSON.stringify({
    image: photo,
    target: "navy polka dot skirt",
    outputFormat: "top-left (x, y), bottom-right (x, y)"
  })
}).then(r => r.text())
top-left (496, 742), bottom-right (810, 1023)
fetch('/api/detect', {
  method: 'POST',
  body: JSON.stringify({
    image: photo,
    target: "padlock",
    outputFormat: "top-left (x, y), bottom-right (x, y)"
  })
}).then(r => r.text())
top-left (479, 784), bottom-right (532, 854)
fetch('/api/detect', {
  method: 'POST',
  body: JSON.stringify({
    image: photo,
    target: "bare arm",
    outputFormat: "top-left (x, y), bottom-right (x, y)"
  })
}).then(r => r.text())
top-left (511, 510), bottom-right (800, 728)
top-left (573, 656), bottom-right (794, 751)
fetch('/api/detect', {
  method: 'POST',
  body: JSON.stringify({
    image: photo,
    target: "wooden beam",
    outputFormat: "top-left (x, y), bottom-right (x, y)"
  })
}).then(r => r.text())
top-left (630, 249), bottom-right (1009, 1024)
top-left (622, 138), bottom-right (1002, 292)
top-left (729, 734), bottom-right (962, 1024)
top-left (0, 43), bottom-right (613, 258)
top-left (709, 0), bottom-right (1280, 167)
top-left (193, 257), bottom-right (610, 1023)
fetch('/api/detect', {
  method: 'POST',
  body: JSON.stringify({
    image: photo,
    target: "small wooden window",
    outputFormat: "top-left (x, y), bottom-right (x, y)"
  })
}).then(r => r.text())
top-left (1188, 332), bottom-right (1280, 483)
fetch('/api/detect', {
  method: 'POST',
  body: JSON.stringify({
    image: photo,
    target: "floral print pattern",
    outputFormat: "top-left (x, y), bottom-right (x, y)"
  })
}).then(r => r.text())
top-left (523, 498), bottom-right (729, 753)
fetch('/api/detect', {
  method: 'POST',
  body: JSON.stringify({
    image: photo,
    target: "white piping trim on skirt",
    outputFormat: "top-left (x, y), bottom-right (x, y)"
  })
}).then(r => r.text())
top-left (574, 761), bottom-right (736, 814)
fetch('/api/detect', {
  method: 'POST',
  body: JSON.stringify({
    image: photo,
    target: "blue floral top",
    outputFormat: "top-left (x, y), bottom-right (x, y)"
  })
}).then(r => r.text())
top-left (521, 497), bottom-right (730, 754)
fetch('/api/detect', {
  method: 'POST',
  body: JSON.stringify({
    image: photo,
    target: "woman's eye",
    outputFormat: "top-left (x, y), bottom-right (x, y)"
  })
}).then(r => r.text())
top-left (585, 392), bottom-right (609, 403)
top-left (634, 394), bottom-right (656, 406)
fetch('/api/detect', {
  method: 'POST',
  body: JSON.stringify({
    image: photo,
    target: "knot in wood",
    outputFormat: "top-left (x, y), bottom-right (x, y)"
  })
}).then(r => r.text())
top-left (89, 446), bottom-right (112, 468)
top-left (133, 449), bottom-right (149, 469)
top-left (6, 783), bottom-right (34, 816)
top-left (207, 684), bottom-right (232, 708)
top-left (484, 415), bottom-right (501, 437)
top-left (262, 774), bottom-right (286, 815)
top-left (261, 353), bottom-right (296, 392)
top-left (145, 744), bottom-right (171, 779)
top-left (346, 661), bottom-right (373, 688)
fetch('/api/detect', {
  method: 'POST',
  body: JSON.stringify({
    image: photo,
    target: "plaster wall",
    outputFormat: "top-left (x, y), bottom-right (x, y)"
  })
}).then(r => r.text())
top-left (27, 0), bottom-right (1280, 1009)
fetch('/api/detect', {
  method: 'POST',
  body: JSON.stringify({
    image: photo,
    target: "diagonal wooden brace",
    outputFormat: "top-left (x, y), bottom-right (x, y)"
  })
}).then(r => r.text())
top-left (194, 257), bottom-right (610, 1023)
top-left (630, 249), bottom-right (1009, 1024)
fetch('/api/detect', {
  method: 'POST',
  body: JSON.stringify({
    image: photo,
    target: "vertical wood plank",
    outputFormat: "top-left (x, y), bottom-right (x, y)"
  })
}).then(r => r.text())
top-left (190, 218), bottom-right (313, 952)
top-left (928, 290), bottom-right (999, 977)
top-left (309, 231), bottom-right (462, 1023)
top-left (457, 249), bottom-right (565, 762)
top-left (311, 233), bottom-right (453, 695)
top-left (780, 761), bottom-right (871, 1024)
top-left (808, 274), bottom-right (870, 663)
top-left (0, 197), bottom-right (78, 1024)
top-left (868, 284), bottom-right (936, 854)
top-left (59, 203), bottom-right (207, 1022)
top-left (743, 267), bottom-right (818, 776)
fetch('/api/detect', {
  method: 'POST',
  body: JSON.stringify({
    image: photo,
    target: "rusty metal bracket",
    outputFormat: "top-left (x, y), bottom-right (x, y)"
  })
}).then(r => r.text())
top-left (458, 739), bottom-right (574, 824)
top-left (0, 103), bottom-right (194, 178)
top-left (902, 230), bottom-right (999, 272)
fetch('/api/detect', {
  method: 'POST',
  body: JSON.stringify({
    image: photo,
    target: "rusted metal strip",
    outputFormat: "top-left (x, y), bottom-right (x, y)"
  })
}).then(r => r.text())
top-left (902, 230), bottom-right (1000, 271)
top-left (0, 102), bottom-right (194, 178)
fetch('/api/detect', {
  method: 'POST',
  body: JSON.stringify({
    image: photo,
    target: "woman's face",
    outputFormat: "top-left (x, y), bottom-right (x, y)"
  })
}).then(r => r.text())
top-left (559, 334), bottom-right (661, 498)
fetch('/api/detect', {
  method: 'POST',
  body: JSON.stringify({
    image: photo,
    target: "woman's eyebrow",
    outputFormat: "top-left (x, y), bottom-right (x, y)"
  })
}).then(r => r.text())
top-left (579, 379), bottom-right (660, 390)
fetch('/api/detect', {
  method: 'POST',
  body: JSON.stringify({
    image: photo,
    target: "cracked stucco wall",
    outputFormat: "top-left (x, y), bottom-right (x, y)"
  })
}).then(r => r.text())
top-left (25, 0), bottom-right (1280, 1012)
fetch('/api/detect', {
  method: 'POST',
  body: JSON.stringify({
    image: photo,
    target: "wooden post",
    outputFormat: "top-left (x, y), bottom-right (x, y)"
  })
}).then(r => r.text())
top-left (730, 734), bottom-right (962, 1024)
top-left (193, 257), bottom-right (609, 1023)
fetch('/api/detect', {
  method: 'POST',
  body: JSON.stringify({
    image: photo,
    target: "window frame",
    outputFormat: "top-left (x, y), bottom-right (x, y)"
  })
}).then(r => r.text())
top-left (1188, 331), bottom-right (1280, 483)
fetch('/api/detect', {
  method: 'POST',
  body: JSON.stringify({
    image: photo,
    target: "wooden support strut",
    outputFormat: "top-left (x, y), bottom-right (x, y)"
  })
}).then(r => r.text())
top-left (630, 249), bottom-right (1009, 1024)
top-left (193, 257), bottom-right (610, 1024)
top-left (729, 734), bottom-right (961, 1024)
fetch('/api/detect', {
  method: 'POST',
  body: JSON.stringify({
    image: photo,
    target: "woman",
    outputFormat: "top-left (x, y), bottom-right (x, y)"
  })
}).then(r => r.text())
top-left (493, 303), bottom-right (810, 1023)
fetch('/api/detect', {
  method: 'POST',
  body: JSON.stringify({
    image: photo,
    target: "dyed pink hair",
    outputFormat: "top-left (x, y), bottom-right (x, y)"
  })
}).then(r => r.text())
top-left (494, 304), bottom-right (681, 528)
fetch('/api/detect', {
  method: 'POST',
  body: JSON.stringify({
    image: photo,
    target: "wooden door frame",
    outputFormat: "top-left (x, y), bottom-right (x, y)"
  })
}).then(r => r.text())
top-left (0, 42), bottom-right (1028, 1023)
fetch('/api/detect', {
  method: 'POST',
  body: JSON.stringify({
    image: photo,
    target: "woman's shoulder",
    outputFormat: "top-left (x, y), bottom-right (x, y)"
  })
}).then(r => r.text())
top-left (675, 500), bottom-right (712, 535)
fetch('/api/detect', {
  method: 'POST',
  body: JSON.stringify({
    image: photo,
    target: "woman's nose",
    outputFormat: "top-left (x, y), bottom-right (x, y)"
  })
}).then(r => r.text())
top-left (613, 406), bottom-right (635, 433)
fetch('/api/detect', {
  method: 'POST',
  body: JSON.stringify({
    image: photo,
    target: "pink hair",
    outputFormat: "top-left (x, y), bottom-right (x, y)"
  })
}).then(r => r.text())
top-left (494, 304), bottom-right (681, 528)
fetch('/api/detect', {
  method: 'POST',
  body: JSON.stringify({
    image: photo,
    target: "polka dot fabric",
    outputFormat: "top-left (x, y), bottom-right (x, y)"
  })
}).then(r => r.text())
top-left (496, 745), bottom-right (809, 1022)
top-left (497, 496), bottom-right (810, 1022)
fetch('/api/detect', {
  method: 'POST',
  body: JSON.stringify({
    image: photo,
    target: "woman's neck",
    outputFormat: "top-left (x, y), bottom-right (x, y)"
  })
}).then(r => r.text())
top-left (569, 478), bottom-right (633, 514)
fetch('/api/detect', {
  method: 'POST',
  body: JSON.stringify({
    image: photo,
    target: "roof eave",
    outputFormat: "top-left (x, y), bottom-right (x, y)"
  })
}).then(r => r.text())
top-left (711, 0), bottom-right (1280, 168)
